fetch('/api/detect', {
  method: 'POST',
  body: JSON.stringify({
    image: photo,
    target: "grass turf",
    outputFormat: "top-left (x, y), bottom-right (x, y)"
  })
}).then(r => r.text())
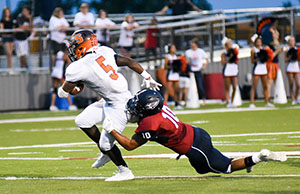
top-left (0, 106), bottom-right (299, 193)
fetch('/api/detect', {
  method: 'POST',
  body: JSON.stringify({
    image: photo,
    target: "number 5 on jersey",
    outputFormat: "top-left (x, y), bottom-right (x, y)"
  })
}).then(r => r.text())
top-left (96, 56), bottom-right (119, 80)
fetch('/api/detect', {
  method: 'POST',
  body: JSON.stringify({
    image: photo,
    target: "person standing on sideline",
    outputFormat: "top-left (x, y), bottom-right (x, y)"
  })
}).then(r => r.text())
top-left (185, 39), bottom-right (208, 105)
top-left (249, 35), bottom-right (271, 108)
top-left (0, 7), bottom-right (14, 71)
top-left (49, 7), bottom-right (69, 66)
top-left (118, 14), bottom-right (139, 58)
top-left (50, 44), bottom-right (77, 112)
top-left (163, 44), bottom-right (182, 109)
top-left (95, 9), bottom-right (116, 46)
top-left (144, 17), bottom-right (159, 64)
top-left (15, 6), bottom-right (32, 69)
top-left (284, 36), bottom-right (300, 105)
top-left (178, 55), bottom-right (191, 107)
top-left (73, 3), bottom-right (94, 29)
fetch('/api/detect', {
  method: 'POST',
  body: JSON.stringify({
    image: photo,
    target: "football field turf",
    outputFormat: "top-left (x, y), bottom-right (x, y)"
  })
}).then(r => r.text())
top-left (0, 104), bottom-right (299, 193)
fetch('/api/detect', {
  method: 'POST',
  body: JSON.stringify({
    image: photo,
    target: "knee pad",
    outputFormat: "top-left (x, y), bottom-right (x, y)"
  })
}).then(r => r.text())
top-left (99, 141), bottom-right (114, 152)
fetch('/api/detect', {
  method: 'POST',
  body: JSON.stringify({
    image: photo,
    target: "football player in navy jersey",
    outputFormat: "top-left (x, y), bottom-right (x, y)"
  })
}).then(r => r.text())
top-left (104, 89), bottom-right (287, 175)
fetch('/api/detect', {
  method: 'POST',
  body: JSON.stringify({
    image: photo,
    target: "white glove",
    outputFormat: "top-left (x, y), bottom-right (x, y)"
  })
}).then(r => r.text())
top-left (141, 77), bottom-right (162, 91)
top-left (140, 70), bottom-right (162, 91)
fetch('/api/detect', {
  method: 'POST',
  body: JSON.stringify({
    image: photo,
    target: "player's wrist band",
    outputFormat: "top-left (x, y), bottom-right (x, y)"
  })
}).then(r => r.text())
top-left (141, 70), bottom-right (151, 79)
top-left (58, 87), bottom-right (69, 98)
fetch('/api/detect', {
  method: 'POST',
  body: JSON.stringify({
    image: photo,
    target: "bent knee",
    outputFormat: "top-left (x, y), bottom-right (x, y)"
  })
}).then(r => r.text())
top-left (75, 113), bottom-right (94, 128)
top-left (99, 141), bottom-right (114, 151)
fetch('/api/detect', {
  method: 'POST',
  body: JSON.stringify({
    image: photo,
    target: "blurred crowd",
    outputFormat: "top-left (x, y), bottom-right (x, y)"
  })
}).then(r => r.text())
top-left (0, 2), bottom-right (299, 111)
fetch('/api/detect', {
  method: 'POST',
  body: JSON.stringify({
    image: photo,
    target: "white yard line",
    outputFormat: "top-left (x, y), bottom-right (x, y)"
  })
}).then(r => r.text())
top-left (1, 106), bottom-right (299, 124)
top-left (246, 138), bottom-right (277, 141)
top-left (8, 152), bottom-right (43, 155)
top-left (1, 130), bottom-right (300, 150)
top-left (212, 131), bottom-right (300, 138)
top-left (0, 151), bottom-right (299, 160)
top-left (58, 149), bottom-right (93, 152)
top-left (1, 174), bottom-right (300, 180)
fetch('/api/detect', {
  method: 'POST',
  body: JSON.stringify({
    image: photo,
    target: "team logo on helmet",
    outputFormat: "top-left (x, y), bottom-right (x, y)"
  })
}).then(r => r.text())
top-left (145, 100), bottom-right (159, 110)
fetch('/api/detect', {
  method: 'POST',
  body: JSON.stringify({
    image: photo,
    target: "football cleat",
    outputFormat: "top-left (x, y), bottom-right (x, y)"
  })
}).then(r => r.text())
top-left (105, 166), bottom-right (134, 182)
top-left (258, 149), bottom-right (287, 162)
top-left (265, 102), bottom-right (275, 108)
top-left (92, 153), bottom-right (111, 168)
top-left (249, 104), bottom-right (256, 108)
top-left (69, 105), bottom-right (78, 111)
top-left (49, 105), bottom-right (59, 112)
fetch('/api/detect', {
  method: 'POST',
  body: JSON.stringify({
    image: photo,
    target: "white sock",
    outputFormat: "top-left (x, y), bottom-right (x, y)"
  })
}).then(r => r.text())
top-left (252, 153), bottom-right (261, 164)
top-left (118, 165), bottom-right (127, 170)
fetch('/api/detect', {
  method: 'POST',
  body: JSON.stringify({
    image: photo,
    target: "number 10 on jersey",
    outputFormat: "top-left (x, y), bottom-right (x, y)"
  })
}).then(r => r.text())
top-left (96, 56), bottom-right (119, 80)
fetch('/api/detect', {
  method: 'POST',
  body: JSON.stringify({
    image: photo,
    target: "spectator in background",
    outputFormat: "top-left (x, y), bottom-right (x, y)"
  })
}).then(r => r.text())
top-left (49, 7), bottom-right (69, 66)
top-left (185, 39), bottom-right (208, 105)
top-left (118, 14), bottom-right (139, 57)
top-left (164, 44), bottom-right (182, 109)
top-left (221, 38), bottom-right (239, 108)
top-left (284, 36), bottom-right (300, 105)
top-left (249, 35), bottom-right (272, 108)
top-left (0, 7), bottom-right (14, 71)
top-left (95, 9), bottom-right (116, 46)
top-left (266, 22), bottom-right (281, 107)
top-left (15, 6), bottom-right (32, 69)
top-left (144, 17), bottom-right (159, 64)
top-left (157, 0), bottom-right (202, 15)
top-left (178, 55), bottom-right (191, 107)
top-left (73, 3), bottom-right (94, 29)
top-left (50, 44), bottom-right (77, 111)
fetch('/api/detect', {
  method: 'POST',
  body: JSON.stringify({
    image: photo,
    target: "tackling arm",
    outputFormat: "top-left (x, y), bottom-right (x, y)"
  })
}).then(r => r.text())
top-left (109, 130), bottom-right (147, 151)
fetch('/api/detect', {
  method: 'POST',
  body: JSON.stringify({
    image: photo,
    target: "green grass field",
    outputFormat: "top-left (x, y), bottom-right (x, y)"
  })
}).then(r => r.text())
top-left (0, 104), bottom-right (300, 194)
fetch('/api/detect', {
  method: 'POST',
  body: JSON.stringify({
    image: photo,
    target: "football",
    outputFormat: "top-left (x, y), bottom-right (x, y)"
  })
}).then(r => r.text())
top-left (70, 83), bottom-right (84, 95)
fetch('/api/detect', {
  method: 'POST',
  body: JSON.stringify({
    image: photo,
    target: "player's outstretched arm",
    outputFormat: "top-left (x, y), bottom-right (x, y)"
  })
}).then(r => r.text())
top-left (108, 129), bottom-right (147, 151)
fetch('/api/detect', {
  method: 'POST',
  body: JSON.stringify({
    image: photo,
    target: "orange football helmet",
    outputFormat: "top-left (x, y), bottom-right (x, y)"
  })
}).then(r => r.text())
top-left (67, 29), bottom-right (98, 62)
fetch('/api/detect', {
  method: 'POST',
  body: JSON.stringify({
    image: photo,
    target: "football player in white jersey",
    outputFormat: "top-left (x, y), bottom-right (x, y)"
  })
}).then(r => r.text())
top-left (57, 29), bottom-right (161, 181)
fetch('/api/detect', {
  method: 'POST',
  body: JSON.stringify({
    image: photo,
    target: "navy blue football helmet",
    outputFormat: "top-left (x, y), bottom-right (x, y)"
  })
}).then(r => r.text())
top-left (126, 89), bottom-right (164, 122)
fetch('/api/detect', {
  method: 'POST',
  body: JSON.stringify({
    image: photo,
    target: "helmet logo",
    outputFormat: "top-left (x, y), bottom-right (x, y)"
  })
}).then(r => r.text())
top-left (145, 100), bottom-right (159, 110)
top-left (74, 33), bottom-right (84, 44)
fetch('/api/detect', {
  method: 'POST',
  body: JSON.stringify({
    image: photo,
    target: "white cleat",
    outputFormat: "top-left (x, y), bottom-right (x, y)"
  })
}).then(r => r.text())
top-left (69, 105), bottom-right (78, 111)
top-left (258, 149), bottom-right (287, 162)
top-left (105, 166), bottom-right (134, 182)
top-left (249, 104), bottom-right (256, 108)
top-left (92, 153), bottom-right (111, 168)
top-left (265, 102), bottom-right (275, 108)
top-left (49, 105), bottom-right (59, 112)
top-left (226, 103), bottom-right (236, 108)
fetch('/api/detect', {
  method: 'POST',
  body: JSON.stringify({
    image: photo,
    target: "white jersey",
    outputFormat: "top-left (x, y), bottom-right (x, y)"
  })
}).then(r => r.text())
top-left (65, 46), bottom-right (131, 106)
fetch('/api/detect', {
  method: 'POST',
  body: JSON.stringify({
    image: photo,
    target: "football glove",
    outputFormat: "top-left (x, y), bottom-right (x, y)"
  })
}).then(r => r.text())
top-left (141, 77), bottom-right (162, 91)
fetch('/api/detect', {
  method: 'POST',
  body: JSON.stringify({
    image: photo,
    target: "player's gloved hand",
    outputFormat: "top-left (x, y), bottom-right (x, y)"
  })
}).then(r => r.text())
top-left (140, 70), bottom-right (162, 91)
top-left (141, 77), bottom-right (162, 91)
